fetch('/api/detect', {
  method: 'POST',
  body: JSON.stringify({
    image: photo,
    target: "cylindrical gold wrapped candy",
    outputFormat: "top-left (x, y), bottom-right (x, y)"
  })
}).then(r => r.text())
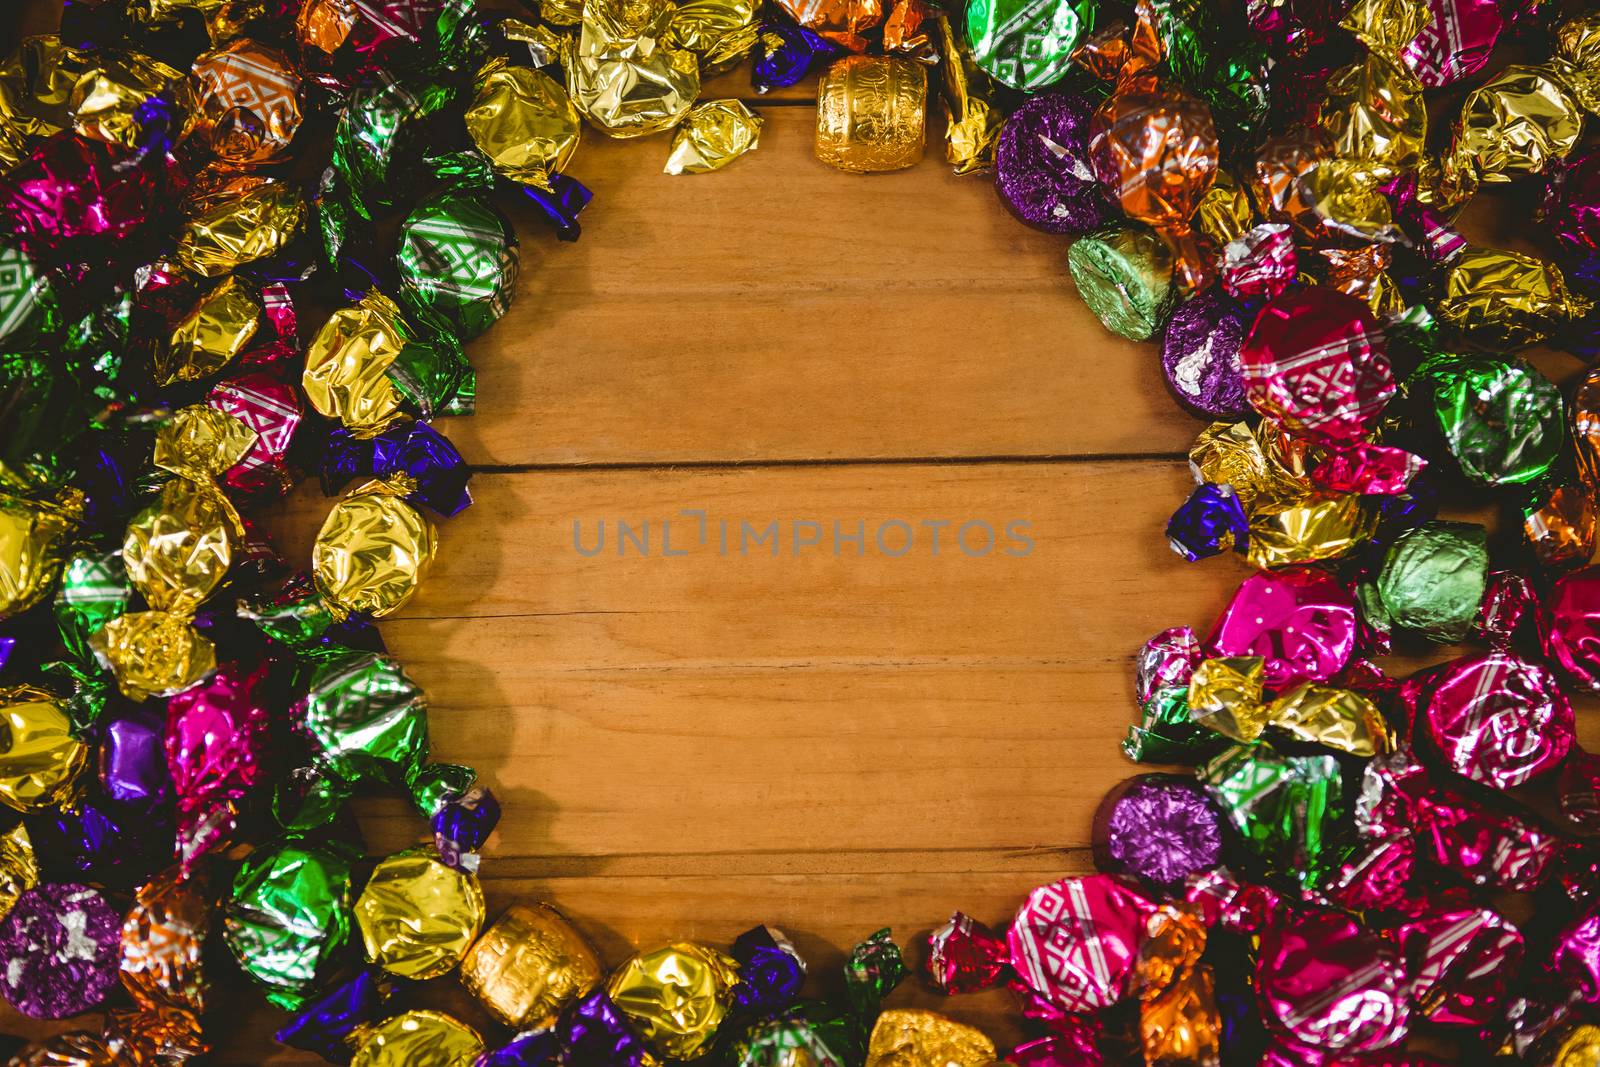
top-left (460, 902), bottom-right (603, 1028)
top-left (815, 55), bottom-right (926, 173)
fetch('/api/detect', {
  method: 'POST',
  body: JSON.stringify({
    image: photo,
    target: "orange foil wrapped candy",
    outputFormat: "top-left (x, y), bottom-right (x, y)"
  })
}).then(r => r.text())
top-left (1577, 368), bottom-right (1600, 490)
top-left (815, 55), bottom-right (926, 173)
top-left (1527, 485), bottom-right (1598, 572)
top-left (119, 869), bottom-right (209, 1061)
top-left (777, 0), bottom-right (883, 52)
top-left (189, 39), bottom-right (302, 164)
top-left (1252, 128), bottom-right (1401, 246)
top-left (461, 902), bottom-right (604, 1028)
top-left (1084, 0), bottom-right (1218, 292)
top-left (312, 476), bottom-right (437, 618)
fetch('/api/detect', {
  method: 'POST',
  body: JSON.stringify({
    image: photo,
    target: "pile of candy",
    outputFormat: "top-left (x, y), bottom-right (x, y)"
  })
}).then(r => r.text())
top-left (3, 0), bottom-right (1600, 1062)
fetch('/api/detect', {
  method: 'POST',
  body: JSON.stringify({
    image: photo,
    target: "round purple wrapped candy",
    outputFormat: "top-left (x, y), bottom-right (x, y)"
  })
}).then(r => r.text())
top-left (0, 883), bottom-right (120, 1018)
top-left (1093, 774), bottom-right (1223, 888)
top-left (994, 93), bottom-right (1112, 236)
top-left (1160, 289), bottom-right (1252, 420)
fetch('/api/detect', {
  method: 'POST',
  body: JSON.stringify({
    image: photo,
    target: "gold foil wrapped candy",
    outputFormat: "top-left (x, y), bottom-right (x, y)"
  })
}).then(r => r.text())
top-left (0, 686), bottom-right (86, 813)
top-left (1187, 656), bottom-right (1268, 742)
top-left (461, 902), bottom-right (604, 1028)
top-left (94, 611), bottom-right (219, 701)
top-left (351, 1010), bottom-right (484, 1067)
top-left (815, 55), bottom-right (926, 174)
top-left (566, 0), bottom-right (701, 138)
top-left (932, 13), bottom-right (1000, 175)
top-left (0, 37), bottom-right (90, 151)
top-left (158, 276), bottom-right (261, 385)
top-left (1266, 683), bottom-right (1393, 757)
top-left (70, 50), bottom-right (188, 149)
top-left (176, 178), bottom-right (305, 277)
top-left (303, 292), bottom-right (410, 437)
top-left (1187, 421), bottom-right (1308, 515)
top-left (0, 489), bottom-right (81, 620)
top-left (1247, 493), bottom-right (1375, 570)
top-left (189, 39), bottom-right (302, 163)
top-left (355, 849), bottom-right (486, 980)
top-left (122, 477), bottom-right (239, 617)
top-left (312, 477), bottom-right (437, 618)
top-left (0, 824), bottom-right (37, 923)
top-left (667, 0), bottom-right (759, 68)
top-left (466, 59), bottom-right (581, 189)
top-left (1438, 247), bottom-right (1593, 350)
top-left (607, 942), bottom-right (740, 1060)
top-left (665, 99), bottom-right (762, 174)
top-left (1453, 66), bottom-right (1586, 187)
top-left (864, 1009), bottom-right (995, 1067)
top-left (1320, 0), bottom-right (1429, 183)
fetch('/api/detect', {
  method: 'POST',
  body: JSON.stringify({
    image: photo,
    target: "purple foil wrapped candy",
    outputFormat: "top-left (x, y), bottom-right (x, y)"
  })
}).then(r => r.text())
top-left (322, 422), bottom-right (473, 517)
top-left (730, 924), bottom-right (806, 1014)
top-left (558, 991), bottom-right (651, 1066)
top-left (275, 969), bottom-right (390, 1062)
top-left (99, 705), bottom-right (171, 810)
top-left (0, 883), bottom-right (121, 1019)
top-left (1093, 774), bottom-right (1223, 889)
top-left (477, 1028), bottom-right (562, 1067)
top-left (1160, 289), bottom-right (1251, 420)
top-left (994, 93), bottom-right (1111, 236)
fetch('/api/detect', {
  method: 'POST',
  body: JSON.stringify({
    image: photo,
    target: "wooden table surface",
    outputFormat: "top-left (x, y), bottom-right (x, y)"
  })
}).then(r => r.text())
top-left (6, 4), bottom-right (1600, 1062)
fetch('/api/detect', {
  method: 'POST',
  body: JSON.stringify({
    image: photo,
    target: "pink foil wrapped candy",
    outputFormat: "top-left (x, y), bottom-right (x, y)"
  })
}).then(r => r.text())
top-left (1256, 909), bottom-right (1410, 1053)
top-left (1207, 567), bottom-right (1357, 689)
top-left (1008, 875), bottom-right (1156, 1013)
top-left (165, 661), bottom-right (275, 869)
top-left (1396, 907), bottom-right (1522, 1027)
top-left (1419, 652), bottom-right (1574, 791)
top-left (1547, 565), bottom-right (1600, 694)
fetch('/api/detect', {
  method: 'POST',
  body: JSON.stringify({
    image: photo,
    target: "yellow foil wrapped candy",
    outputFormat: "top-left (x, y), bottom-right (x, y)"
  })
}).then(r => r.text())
top-left (158, 276), bottom-right (261, 386)
top-left (461, 902), bottom-right (604, 1028)
top-left (303, 292), bottom-right (411, 437)
top-left (607, 942), bottom-right (740, 1060)
top-left (815, 55), bottom-right (926, 174)
top-left (1438, 247), bottom-right (1593, 350)
top-left (1247, 493), bottom-right (1376, 569)
top-left (932, 14), bottom-right (1001, 175)
top-left (1266, 683), bottom-right (1393, 757)
top-left (1187, 421), bottom-right (1308, 515)
top-left (176, 178), bottom-right (305, 277)
top-left (665, 99), bottom-right (762, 174)
top-left (1452, 65), bottom-right (1586, 185)
top-left (0, 687), bottom-right (86, 813)
top-left (864, 1009), bottom-right (995, 1067)
top-left (0, 824), bottom-right (37, 922)
top-left (466, 59), bottom-right (581, 189)
top-left (312, 477), bottom-right (437, 618)
top-left (1193, 170), bottom-right (1253, 253)
top-left (1186, 656), bottom-right (1268, 742)
top-left (355, 849), bottom-right (485, 980)
top-left (0, 37), bottom-right (92, 154)
top-left (667, 0), bottom-right (759, 68)
top-left (0, 490), bottom-right (81, 620)
top-left (122, 477), bottom-right (239, 616)
top-left (566, 0), bottom-right (701, 138)
top-left (70, 50), bottom-right (188, 148)
top-left (93, 611), bottom-right (219, 701)
top-left (351, 1010), bottom-right (484, 1067)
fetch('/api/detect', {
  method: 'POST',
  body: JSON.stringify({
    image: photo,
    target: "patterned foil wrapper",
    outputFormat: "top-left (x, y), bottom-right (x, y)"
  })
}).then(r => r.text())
top-left (864, 1009), bottom-right (994, 1067)
top-left (0, 685), bottom-right (87, 813)
top-left (1415, 787), bottom-right (1561, 892)
top-left (1093, 774), bottom-right (1223, 889)
top-left (462, 902), bottom-right (603, 1028)
top-left (815, 55), bottom-right (926, 174)
top-left (355, 847), bottom-right (485, 980)
top-left (665, 99), bottom-right (763, 175)
top-left (465, 59), bottom-right (580, 189)
top-left (397, 188), bottom-right (519, 340)
top-left (0, 242), bottom-right (60, 351)
top-left (222, 839), bottom-right (354, 1005)
top-left (121, 867), bottom-right (208, 1016)
top-left (189, 39), bottom-right (302, 164)
top-left (1419, 652), bottom-right (1574, 790)
top-left (1221, 222), bottom-right (1297, 303)
top-left (1400, 0), bottom-right (1503, 87)
top-left (208, 371), bottom-right (304, 495)
top-left (607, 942), bottom-right (741, 1060)
top-left (1206, 567), bottom-right (1356, 689)
top-left (1397, 907), bottom-right (1522, 1027)
top-left (1428, 357), bottom-right (1563, 487)
top-left (1256, 910), bottom-right (1408, 1053)
top-left (925, 911), bottom-right (1008, 994)
top-left (1201, 742), bottom-right (1342, 883)
top-left (1008, 874), bottom-right (1155, 1013)
top-left (965, 0), bottom-right (1092, 90)
top-left (351, 1010), bottom-right (484, 1067)
top-left (1240, 288), bottom-right (1395, 446)
top-left (0, 883), bottom-right (121, 1019)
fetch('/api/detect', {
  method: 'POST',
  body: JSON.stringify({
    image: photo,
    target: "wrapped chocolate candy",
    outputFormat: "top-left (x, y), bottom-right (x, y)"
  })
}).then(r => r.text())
top-left (1066, 224), bottom-right (1174, 342)
top-left (1159, 283), bottom-right (1249, 422)
top-left (1528, 484), bottom-right (1599, 571)
top-left (1202, 742), bottom-right (1342, 883)
top-left (1397, 907), bottom-right (1522, 1027)
top-left (1166, 483), bottom-right (1248, 562)
top-left (209, 371), bottom-right (305, 495)
top-left (776, 0), bottom-right (884, 51)
top-left (1449, 62), bottom-right (1589, 190)
top-left (1374, 522), bottom-right (1488, 642)
top-left (1256, 910), bottom-right (1408, 1053)
top-left (1084, 1), bottom-right (1218, 291)
top-left (1206, 567), bottom-right (1356, 689)
top-left (189, 39), bottom-right (301, 164)
top-left (276, 970), bottom-right (391, 1063)
top-left (1415, 785), bottom-right (1561, 892)
top-left (0, 490), bottom-right (80, 620)
top-left (966, 0), bottom-right (1092, 90)
top-left (1401, 0), bottom-right (1504, 87)
top-left (0, 883), bottom-right (121, 1019)
top-left (176, 178), bottom-right (305, 277)
top-left (1186, 655), bottom-right (1266, 741)
top-left (606, 942), bottom-right (740, 1059)
top-left (1544, 566), bottom-right (1600, 694)
top-left (396, 189), bottom-right (519, 341)
top-left (864, 1009), bottom-right (994, 1067)
top-left (0, 686), bottom-right (86, 812)
top-left (565, 0), bottom-right (701, 138)
top-left (465, 60), bottom-right (581, 190)
top-left (815, 56), bottom-right (925, 174)
top-left (1093, 774), bottom-right (1222, 889)
top-left (1246, 491), bottom-right (1376, 569)
top-left (729, 924), bottom-right (805, 1013)
top-left (351, 1010), bottom-right (484, 1067)
top-left (669, 0), bottom-right (760, 66)
top-left (332, 77), bottom-right (456, 221)
top-left (222, 839), bottom-right (354, 1005)
top-left (304, 293), bottom-right (437, 437)
top-left (994, 92), bottom-right (1110, 237)
top-left (924, 911), bottom-right (1007, 994)
top-left (1418, 652), bottom-right (1574, 790)
top-left (1189, 420), bottom-right (1308, 515)
top-left (1428, 357), bottom-right (1562, 486)
top-left (665, 99), bottom-right (763, 175)
top-left (159, 275), bottom-right (261, 386)
top-left (121, 868), bottom-right (207, 1017)
top-left (1320, 0), bottom-right (1429, 185)
top-left (1008, 875), bottom-right (1155, 1013)
top-left (312, 476), bottom-right (438, 619)
top-left (1437, 248), bottom-right (1591, 350)
top-left (0, 824), bottom-right (37, 923)
top-left (355, 847), bottom-right (485, 979)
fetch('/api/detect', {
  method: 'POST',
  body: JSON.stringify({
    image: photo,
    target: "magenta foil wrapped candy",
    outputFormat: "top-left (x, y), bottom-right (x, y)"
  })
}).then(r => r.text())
top-left (994, 93), bottom-right (1113, 236)
top-left (1419, 652), bottom-right (1574, 790)
top-left (1093, 774), bottom-right (1223, 889)
top-left (1135, 626), bottom-right (1202, 704)
top-left (1547, 564), bottom-right (1600, 695)
top-left (1207, 567), bottom-right (1357, 689)
top-left (165, 661), bottom-right (276, 868)
top-left (1545, 145), bottom-right (1600, 264)
top-left (1551, 909), bottom-right (1600, 1005)
top-left (1399, 0), bottom-right (1505, 87)
top-left (1256, 909), bottom-right (1410, 1053)
top-left (1159, 288), bottom-right (1251, 420)
top-left (1396, 907), bottom-right (1522, 1027)
top-left (0, 131), bottom-right (177, 263)
top-left (0, 883), bottom-right (121, 1019)
top-left (1008, 874), bottom-right (1155, 1013)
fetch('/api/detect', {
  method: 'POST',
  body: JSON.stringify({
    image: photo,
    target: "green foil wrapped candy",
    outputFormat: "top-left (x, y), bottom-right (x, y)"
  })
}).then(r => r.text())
top-left (396, 189), bottom-right (518, 340)
top-left (1123, 685), bottom-right (1226, 764)
top-left (729, 1002), bottom-right (861, 1067)
top-left (1200, 742), bottom-right (1343, 886)
top-left (53, 549), bottom-right (131, 668)
top-left (298, 651), bottom-right (430, 789)
top-left (1066, 225), bottom-right (1175, 341)
top-left (1430, 357), bottom-right (1563, 486)
top-left (1375, 521), bottom-right (1489, 643)
top-left (966, 0), bottom-right (1094, 90)
top-left (222, 839), bottom-right (354, 1006)
top-left (332, 75), bottom-right (455, 221)
top-left (0, 243), bottom-right (58, 350)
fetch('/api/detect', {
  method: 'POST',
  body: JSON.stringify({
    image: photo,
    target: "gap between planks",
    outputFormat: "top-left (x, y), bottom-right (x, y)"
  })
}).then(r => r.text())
top-left (462, 845), bottom-right (1098, 880)
top-left (465, 450), bottom-right (1190, 474)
